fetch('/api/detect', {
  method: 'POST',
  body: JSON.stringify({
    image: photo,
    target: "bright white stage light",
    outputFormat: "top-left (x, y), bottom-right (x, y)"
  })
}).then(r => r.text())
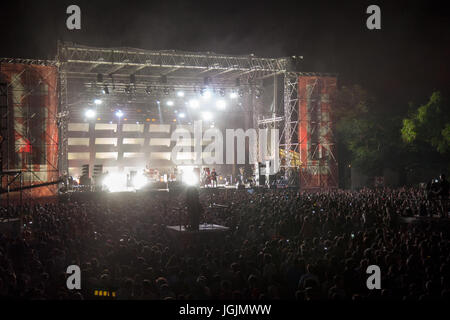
top-left (166, 101), bottom-right (174, 106)
top-left (202, 90), bottom-right (212, 99)
top-left (216, 100), bottom-right (226, 110)
top-left (103, 172), bottom-right (127, 192)
top-left (178, 112), bottom-right (186, 118)
top-left (177, 91), bottom-right (185, 97)
top-left (182, 170), bottom-right (198, 186)
top-left (94, 99), bottom-right (103, 105)
top-left (230, 92), bottom-right (238, 99)
top-left (202, 112), bottom-right (213, 121)
top-left (85, 109), bottom-right (96, 119)
top-left (132, 172), bottom-right (148, 190)
top-left (115, 110), bottom-right (124, 118)
top-left (188, 99), bottom-right (199, 109)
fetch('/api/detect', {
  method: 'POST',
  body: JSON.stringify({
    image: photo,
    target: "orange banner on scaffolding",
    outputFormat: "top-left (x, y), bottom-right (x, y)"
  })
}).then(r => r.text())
top-left (298, 76), bottom-right (338, 189)
top-left (0, 63), bottom-right (59, 199)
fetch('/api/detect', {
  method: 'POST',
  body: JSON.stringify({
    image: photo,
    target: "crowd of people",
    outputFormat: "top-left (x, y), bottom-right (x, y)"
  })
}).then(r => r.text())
top-left (0, 186), bottom-right (448, 300)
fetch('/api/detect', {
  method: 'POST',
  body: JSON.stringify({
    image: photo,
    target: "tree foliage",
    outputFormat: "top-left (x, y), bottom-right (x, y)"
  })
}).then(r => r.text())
top-left (334, 85), bottom-right (402, 176)
top-left (334, 87), bottom-right (449, 182)
top-left (401, 92), bottom-right (450, 153)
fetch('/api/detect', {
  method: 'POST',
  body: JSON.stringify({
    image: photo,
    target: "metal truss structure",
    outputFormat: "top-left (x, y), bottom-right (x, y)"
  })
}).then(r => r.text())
top-left (2, 42), bottom-right (338, 190)
top-left (258, 73), bottom-right (338, 189)
top-left (0, 83), bottom-right (8, 173)
top-left (297, 76), bottom-right (338, 189)
top-left (0, 61), bottom-right (60, 201)
top-left (282, 74), bottom-right (300, 168)
top-left (55, 42), bottom-right (293, 175)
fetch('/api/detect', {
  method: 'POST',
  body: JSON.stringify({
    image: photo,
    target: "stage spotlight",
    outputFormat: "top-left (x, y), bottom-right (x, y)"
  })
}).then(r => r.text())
top-left (205, 90), bottom-right (212, 99)
top-left (145, 86), bottom-right (152, 95)
top-left (132, 172), bottom-right (148, 190)
top-left (188, 99), bottom-right (199, 109)
top-left (125, 86), bottom-right (132, 94)
top-left (178, 112), bottom-right (186, 119)
top-left (230, 91), bottom-right (238, 99)
top-left (219, 89), bottom-right (226, 97)
top-left (202, 112), bottom-right (213, 121)
top-left (166, 101), bottom-right (174, 106)
top-left (94, 99), bottom-right (103, 105)
top-left (182, 170), bottom-right (199, 186)
top-left (103, 172), bottom-right (128, 192)
top-left (239, 89), bottom-right (245, 97)
top-left (85, 109), bottom-right (96, 119)
top-left (216, 100), bottom-right (226, 110)
top-left (255, 88), bottom-right (263, 99)
top-left (102, 86), bottom-right (109, 95)
top-left (177, 91), bottom-right (185, 97)
top-left (164, 88), bottom-right (170, 95)
top-left (200, 89), bottom-right (212, 99)
top-left (115, 110), bottom-right (124, 118)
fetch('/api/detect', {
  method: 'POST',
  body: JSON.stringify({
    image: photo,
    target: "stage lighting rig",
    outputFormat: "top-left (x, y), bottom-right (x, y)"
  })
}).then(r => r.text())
top-left (115, 110), bottom-right (124, 118)
top-left (230, 91), bottom-right (238, 99)
top-left (201, 88), bottom-right (212, 99)
top-left (255, 88), bottom-right (263, 99)
top-left (85, 109), bottom-right (96, 119)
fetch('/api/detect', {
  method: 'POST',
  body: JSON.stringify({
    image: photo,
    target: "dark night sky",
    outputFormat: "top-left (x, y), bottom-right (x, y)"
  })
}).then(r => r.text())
top-left (1, 0), bottom-right (449, 111)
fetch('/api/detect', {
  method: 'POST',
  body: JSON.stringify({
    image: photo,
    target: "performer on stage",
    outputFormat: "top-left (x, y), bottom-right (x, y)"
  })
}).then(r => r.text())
top-left (203, 167), bottom-right (211, 187)
top-left (211, 168), bottom-right (218, 188)
top-left (173, 166), bottom-right (178, 182)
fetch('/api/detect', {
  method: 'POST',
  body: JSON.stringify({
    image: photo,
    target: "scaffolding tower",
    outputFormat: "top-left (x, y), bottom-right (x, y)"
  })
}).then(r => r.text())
top-left (0, 60), bottom-right (60, 203)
